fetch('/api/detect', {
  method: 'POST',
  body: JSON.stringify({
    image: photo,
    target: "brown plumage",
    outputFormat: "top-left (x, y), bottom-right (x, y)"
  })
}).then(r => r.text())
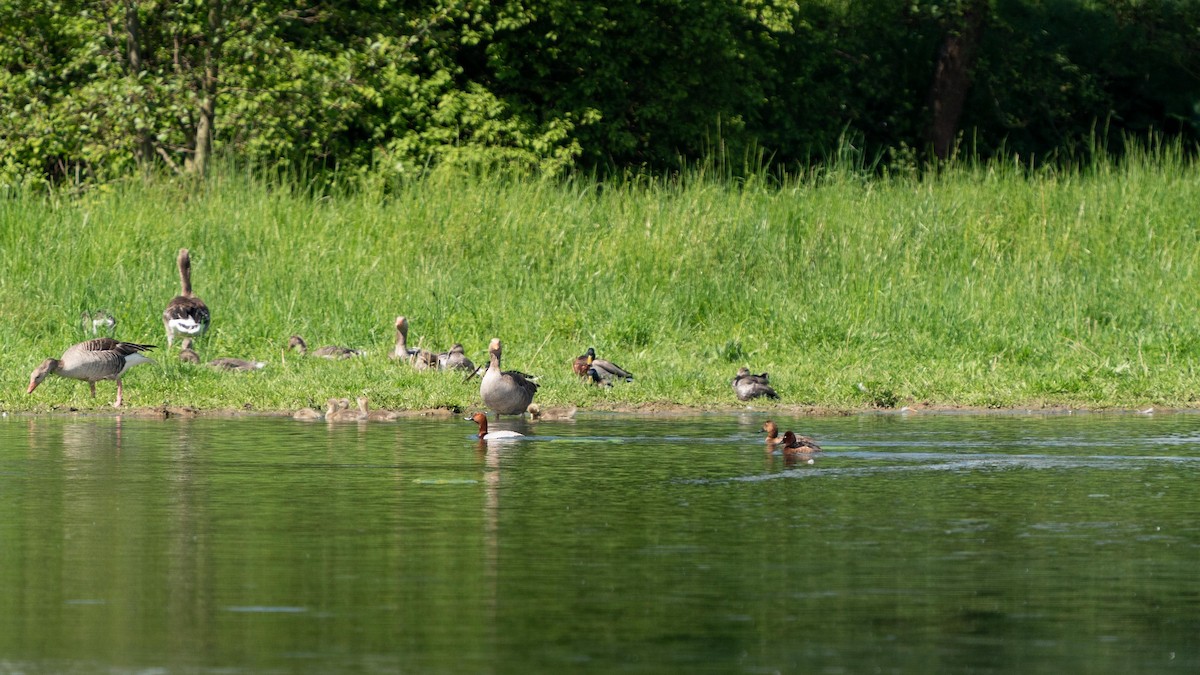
top-left (207, 357), bottom-right (266, 371)
top-left (162, 248), bottom-right (210, 348)
top-left (437, 343), bottom-right (476, 372)
top-left (391, 316), bottom-right (436, 370)
top-left (779, 430), bottom-right (822, 454)
top-left (480, 338), bottom-right (539, 417)
top-left (761, 420), bottom-right (782, 446)
top-left (284, 335), bottom-right (362, 361)
top-left (179, 338), bottom-right (200, 364)
top-left (27, 338), bottom-right (156, 407)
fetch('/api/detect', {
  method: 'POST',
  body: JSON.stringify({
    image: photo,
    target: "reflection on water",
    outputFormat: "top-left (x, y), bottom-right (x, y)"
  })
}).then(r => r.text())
top-left (1, 411), bottom-right (1199, 674)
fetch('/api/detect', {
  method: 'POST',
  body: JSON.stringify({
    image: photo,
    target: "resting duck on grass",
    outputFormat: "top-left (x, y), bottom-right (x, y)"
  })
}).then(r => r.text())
top-left (583, 347), bottom-right (633, 385)
top-left (207, 357), bottom-right (266, 371)
top-left (732, 367), bottom-right (778, 401)
top-left (284, 335), bottom-right (362, 362)
top-left (466, 411), bottom-right (525, 440)
top-left (437, 343), bottom-right (476, 372)
top-left (162, 248), bottom-right (210, 348)
top-left (27, 338), bottom-right (156, 408)
top-left (480, 338), bottom-right (539, 418)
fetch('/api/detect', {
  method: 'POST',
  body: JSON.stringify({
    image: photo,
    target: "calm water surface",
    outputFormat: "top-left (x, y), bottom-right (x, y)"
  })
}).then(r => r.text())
top-left (1, 411), bottom-right (1198, 674)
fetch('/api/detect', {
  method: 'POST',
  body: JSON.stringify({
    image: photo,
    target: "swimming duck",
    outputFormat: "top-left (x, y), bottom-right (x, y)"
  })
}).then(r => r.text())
top-left (391, 316), bottom-right (437, 370)
top-left (81, 310), bottom-right (117, 336)
top-left (207, 357), bottom-right (266, 371)
top-left (583, 347), bottom-right (633, 384)
top-left (284, 334), bottom-right (362, 362)
top-left (779, 430), bottom-right (822, 454)
top-left (27, 338), bottom-right (156, 408)
top-left (437, 343), bottom-right (476, 372)
top-left (761, 420), bottom-right (783, 446)
top-left (480, 338), bottom-right (539, 417)
top-left (357, 396), bottom-right (400, 421)
top-left (466, 411), bottom-right (525, 439)
top-left (732, 367), bottom-right (778, 401)
top-left (526, 403), bottom-right (577, 421)
top-left (178, 338), bottom-right (201, 364)
top-left (162, 248), bottom-right (210, 348)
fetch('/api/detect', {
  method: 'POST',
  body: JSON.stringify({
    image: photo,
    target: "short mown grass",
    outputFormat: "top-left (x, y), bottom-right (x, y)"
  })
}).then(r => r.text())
top-left (3, 148), bottom-right (1200, 413)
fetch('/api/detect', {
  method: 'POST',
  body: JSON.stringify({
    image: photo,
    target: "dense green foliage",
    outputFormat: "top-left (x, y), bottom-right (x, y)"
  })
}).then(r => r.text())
top-left (1, 148), bottom-right (1199, 412)
top-left (1, 0), bottom-right (1197, 185)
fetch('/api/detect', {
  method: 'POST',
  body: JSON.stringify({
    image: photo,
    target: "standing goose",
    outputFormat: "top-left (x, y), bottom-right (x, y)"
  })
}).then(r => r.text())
top-left (732, 367), bottom-right (778, 401)
top-left (284, 335), bottom-right (362, 362)
top-left (391, 316), bottom-right (436, 370)
top-left (162, 248), bottom-right (210, 348)
top-left (480, 338), bottom-right (539, 418)
top-left (27, 338), bottom-right (156, 408)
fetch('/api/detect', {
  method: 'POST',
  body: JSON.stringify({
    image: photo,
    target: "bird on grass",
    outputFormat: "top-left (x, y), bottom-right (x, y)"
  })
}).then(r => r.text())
top-left (27, 338), bottom-right (156, 408)
top-left (162, 248), bottom-right (210, 349)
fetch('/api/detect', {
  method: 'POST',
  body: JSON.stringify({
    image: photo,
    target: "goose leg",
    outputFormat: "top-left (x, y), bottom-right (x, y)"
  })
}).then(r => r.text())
top-left (113, 378), bottom-right (124, 408)
top-left (89, 381), bottom-right (97, 398)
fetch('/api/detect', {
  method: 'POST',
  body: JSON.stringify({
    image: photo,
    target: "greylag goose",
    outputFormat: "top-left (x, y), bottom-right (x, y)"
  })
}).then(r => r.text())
top-left (162, 248), bottom-right (210, 348)
top-left (480, 338), bottom-right (539, 417)
top-left (732, 367), bottom-right (778, 401)
top-left (27, 338), bottom-right (156, 408)
top-left (178, 338), bottom-right (200, 364)
top-left (325, 397), bottom-right (366, 422)
top-left (284, 334), bottom-right (362, 362)
top-left (390, 316), bottom-right (436, 370)
top-left (207, 357), bottom-right (266, 371)
top-left (437, 343), bottom-right (476, 372)
top-left (81, 310), bottom-right (116, 336)
top-left (466, 411), bottom-right (525, 439)
top-left (582, 347), bottom-right (633, 384)
top-left (293, 403), bottom-right (324, 420)
top-left (526, 403), bottom-right (577, 421)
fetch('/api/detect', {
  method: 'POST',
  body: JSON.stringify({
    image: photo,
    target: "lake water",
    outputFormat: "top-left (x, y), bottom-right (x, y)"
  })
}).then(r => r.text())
top-left (1, 411), bottom-right (1198, 674)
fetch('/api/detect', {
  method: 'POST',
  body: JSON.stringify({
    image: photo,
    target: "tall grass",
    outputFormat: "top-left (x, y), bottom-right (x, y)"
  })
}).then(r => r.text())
top-left (2, 146), bottom-right (1199, 412)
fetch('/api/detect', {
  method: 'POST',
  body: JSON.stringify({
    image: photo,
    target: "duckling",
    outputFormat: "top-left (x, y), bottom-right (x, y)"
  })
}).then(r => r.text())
top-left (325, 397), bottom-right (366, 422)
top-left (178, 338), bottom-right (201, 364)
top-left (293, 404), bottom-right (324, 421)
top-left (466, 411), bottom-right (525, 440)
top-left (526, 403), bottom-right (577, 421)
top-left (358, 396), bottom-right (401, 421)
top-left (732, 367), bottom-right (778, 401)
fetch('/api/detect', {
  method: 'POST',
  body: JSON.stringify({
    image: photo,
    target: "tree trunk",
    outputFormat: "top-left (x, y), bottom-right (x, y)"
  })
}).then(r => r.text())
top-left (190, 0), bottom-right (222, 176)
top-left (926, 2), bottom-right (986, 161)
top-left (122, 0), bottom-right (154, 168)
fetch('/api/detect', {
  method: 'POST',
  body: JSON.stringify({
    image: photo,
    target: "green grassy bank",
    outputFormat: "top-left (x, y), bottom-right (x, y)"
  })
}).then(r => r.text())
top-left (3, 152), bottom-right (1200, 413)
